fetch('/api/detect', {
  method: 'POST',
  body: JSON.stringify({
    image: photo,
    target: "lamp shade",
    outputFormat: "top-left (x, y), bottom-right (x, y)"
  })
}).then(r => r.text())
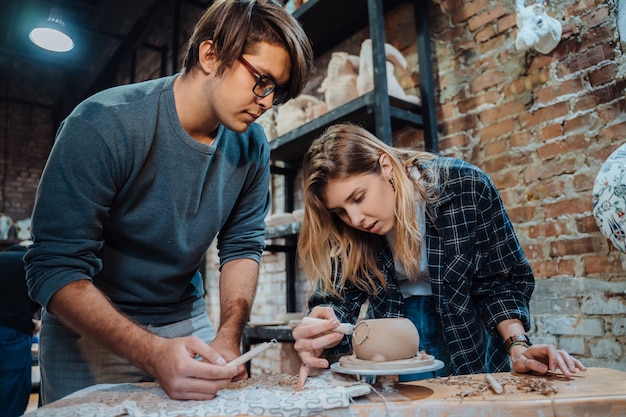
top-left (29, 15), bottom-right (74, 53)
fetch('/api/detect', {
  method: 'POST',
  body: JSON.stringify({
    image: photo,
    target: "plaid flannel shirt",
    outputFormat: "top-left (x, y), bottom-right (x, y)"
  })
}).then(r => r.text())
top-left (308, 156), bottom-right (534, 375)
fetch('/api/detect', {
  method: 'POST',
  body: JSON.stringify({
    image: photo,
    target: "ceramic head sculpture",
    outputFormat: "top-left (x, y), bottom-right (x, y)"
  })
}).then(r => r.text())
top-left (318, 51), bottom-right (360, 111)
top-left (515, 0), bottom-right (562, 54)
top-left (275, 94), bottom-right (328, 136)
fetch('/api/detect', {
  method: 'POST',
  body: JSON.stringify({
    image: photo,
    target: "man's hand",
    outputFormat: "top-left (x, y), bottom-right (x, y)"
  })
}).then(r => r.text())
top-left (148, 335), bottom-right (238, 400)
top-left (210, 334), bottom-right (247, 381)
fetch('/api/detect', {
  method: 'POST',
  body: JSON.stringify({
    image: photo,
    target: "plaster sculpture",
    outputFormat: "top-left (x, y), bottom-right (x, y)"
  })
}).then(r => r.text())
top-left (352, 318), bottom-right (419, 361)
top-left (318, 51), bottom-right (361, 111)
top-left (515, 0), bottom-right (562, 54)
top-left (14, 217), bottom-right (32, 241)
top-left (275, 94), bottom-right (328, 137)
top-left (0, 213), bottom-right (12, 240)
top-left (256, 108), bottom-right (277, 141)
top-left (356, 39), bottom-right (420, 105)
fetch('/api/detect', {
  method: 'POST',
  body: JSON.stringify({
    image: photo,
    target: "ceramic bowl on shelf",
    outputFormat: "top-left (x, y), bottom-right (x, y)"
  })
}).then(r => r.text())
top-left (592, 143), bottom-right (626, 253)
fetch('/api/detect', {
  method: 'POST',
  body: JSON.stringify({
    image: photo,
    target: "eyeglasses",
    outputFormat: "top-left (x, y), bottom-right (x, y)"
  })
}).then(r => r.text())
top-left (238, 56), bottom-right (289, 105)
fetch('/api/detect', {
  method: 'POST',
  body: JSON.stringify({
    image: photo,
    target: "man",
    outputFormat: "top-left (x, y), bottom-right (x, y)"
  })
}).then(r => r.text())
top-left (25, 0), bottom-right (313, 404)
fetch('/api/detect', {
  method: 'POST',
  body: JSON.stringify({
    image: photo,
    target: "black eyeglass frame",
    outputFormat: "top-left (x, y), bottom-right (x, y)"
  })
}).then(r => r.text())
top-left (238, 56), bottom-right (289, 105)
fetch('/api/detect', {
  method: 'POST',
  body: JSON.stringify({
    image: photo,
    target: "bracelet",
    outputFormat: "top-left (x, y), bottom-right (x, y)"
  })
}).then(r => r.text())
top-left (505, 334), bottom-right (532, 353)
top-left (507, 341), bottom-right (530, 353)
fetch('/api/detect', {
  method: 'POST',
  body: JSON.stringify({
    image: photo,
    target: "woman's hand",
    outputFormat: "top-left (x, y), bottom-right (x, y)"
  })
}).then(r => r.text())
top-left (510, 343), bottom-right (586, 378)
top-left (292, 306), bottom-right (345, 389)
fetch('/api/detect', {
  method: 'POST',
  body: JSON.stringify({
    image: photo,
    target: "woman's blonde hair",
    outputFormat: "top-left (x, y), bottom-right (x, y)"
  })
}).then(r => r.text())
top-left (299, 123), bottom-right (439, 297)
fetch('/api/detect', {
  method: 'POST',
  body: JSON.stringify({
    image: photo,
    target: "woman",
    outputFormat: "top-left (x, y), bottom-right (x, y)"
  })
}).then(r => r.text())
top-left (293, 123), bottom-right (585, 389)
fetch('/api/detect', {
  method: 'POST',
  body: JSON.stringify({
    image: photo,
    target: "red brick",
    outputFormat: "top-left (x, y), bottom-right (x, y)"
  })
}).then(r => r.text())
top-left (577, 215), bottom-right (600, 234)
top-left (505, 72), bottom-right (550, 96)
top-left (544, 220), bottom-right (574, 237)
top-left (484, 139), bottom-right (507, 155)
top-left (585, 255), bottom-right (625, 274)
top-left (439, 133), bottom-right (471, 149)
top-left (475, 25), bottom-right (496, 43)
top-left (441, 114), bottom-right (478, 136)
top-left (507, 206), bottom-right (537, 223)
top-left (583, 5), bottom-right (611, 29)
top-left (539, 124), bottom-right (564, 142)
top-left (470, 70), bottom-right (506, 93)
top-left (598, 121), bottom-right (626, 143)
top-left (549, 236), bottom-right (604, 257)
top-left (457, 91), bottom-right (500, 114)
top-left (544, 197), bottom-right (592, 219)
top-left (557, 44), bottom-right (615, 77)
top-left (519, 102), bottom-right (569, 128)
top-left (589, 63), bottom-right (618, 87)
top-left (479, 100), bottom-right (527, 124)
top-left (530, 260), bottom-right (576, 278)
top-left (509, 131), bottom-right (532, 148)
top-left (452, 0), bottom-right (491, 24)
top-left (574, 171), bottom-right (598, 193)
top-left (479, 119), bottom-right (516, 141)
top-left (467, 4), bottom-right (510, 31)
top-left (535, 78), bottom-right (584, 104)
top-left (537, 135), bottom-right (592, 160)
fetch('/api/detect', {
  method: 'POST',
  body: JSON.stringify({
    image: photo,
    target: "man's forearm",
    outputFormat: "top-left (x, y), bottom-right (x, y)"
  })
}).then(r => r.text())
top-left (47, 279), bottom-right (161, 375)
top-left (217, 258), bottom-right (259, 346)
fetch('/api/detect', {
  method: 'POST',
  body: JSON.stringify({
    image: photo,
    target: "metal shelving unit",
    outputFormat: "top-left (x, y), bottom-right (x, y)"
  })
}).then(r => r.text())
top-left (253, 0), bottom-right (438, 354)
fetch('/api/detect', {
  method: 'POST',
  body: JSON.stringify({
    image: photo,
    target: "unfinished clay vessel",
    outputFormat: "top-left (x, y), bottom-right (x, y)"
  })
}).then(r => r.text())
top-left (352, 318), bottom-right (419, 361)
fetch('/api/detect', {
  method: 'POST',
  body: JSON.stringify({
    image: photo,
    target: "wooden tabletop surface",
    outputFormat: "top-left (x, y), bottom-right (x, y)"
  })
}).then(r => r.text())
top-left (345, 367), bottom-right (626, 417)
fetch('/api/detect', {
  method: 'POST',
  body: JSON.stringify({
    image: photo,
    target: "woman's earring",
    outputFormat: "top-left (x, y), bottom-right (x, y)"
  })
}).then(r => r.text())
top-left (388, 175), bottom-right (396, 192)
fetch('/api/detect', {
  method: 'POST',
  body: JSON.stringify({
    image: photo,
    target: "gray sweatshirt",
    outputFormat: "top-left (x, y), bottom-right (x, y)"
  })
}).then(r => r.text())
top-left (25, 75), bottom-right (270, 325)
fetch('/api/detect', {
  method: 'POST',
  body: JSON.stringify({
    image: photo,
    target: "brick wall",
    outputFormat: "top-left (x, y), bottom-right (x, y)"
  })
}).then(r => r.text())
top-left (424, 0), bottom-right (626, 370)
top-left (0, 58), bottom-right (61, 227)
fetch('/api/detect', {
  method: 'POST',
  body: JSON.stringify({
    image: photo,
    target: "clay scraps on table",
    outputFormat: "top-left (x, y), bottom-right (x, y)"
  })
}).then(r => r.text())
top-left (429, 374), bottom-right (558, 398)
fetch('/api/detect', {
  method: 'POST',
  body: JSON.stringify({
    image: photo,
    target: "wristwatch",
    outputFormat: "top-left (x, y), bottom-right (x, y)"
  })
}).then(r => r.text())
top-left (505, 334), bottom-right (532, 353)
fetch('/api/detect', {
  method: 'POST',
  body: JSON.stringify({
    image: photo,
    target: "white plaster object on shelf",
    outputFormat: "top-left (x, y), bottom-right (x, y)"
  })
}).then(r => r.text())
top-left (292, 208), bottom-right (304, 222)
top-left (265, 212), bottom-right (296, 227)
top-left (256, 108), bottom-right (277, 140)
top-left (356, 39), bottom-right (420, 105)
top-left (14, 218), bottom-right (32, 241)
top-left (0, 213), bottom-right (12, 240)
top-left (318, 51), bottom-right (360, 111)
top-left (275, 94), bottom-right (328, 137)
top-left (515, 0), bottom-right (562, 54)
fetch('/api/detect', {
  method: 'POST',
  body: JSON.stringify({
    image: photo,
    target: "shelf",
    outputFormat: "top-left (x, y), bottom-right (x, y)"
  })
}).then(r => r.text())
top-left (266, 222), bottom-right (301, 239)
top-left (293, 0), bottom-right (409, 57)
top-left (269, 92), bottom-right (424, 164)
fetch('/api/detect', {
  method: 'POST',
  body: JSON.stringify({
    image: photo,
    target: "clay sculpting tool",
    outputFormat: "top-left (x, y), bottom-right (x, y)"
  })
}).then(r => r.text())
top-left (226, 339), bottom-right (278, 368)
top-left (485, 373), bottom-right (503, 394)
top-left (301, 316), bottom-right (355, 335)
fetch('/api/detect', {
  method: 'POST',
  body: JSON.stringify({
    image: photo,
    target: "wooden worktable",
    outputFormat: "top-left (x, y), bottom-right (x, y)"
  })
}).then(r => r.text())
top-left (345, 367), bottom-right (626, 417)
top-left (24, 367), bottom-right (626, 417)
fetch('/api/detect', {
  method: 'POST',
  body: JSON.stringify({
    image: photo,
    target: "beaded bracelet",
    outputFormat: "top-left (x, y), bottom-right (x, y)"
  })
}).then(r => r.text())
top-left (505, 334), bottom-right (532, 353)
top-left (507, 341), bottom-right (530, 353)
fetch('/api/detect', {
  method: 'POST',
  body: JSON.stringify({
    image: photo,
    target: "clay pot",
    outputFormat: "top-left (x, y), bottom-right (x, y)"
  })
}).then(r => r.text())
top-left (352, 318), bottom-right (419, 361)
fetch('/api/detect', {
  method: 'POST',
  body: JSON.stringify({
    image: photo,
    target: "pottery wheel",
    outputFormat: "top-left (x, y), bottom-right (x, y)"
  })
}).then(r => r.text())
top-left (331, 353), bottom-right (445, 376)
